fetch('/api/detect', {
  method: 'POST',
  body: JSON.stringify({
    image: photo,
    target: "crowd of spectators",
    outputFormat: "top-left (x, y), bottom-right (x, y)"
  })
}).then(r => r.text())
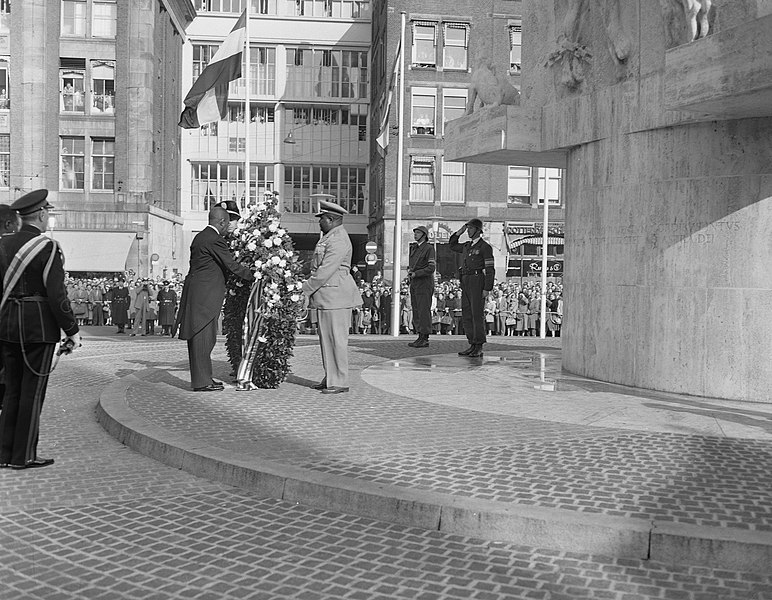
top-left (300, 273), bottom-right (563, 338)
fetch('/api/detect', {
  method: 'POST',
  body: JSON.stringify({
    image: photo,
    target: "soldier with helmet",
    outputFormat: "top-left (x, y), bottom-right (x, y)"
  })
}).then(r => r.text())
top-left (449, 218), bottom-right (495, 358)
top-left (0, 190), bottom-right (81, 470)
top-left (406, 224), bottom-right (436, 348)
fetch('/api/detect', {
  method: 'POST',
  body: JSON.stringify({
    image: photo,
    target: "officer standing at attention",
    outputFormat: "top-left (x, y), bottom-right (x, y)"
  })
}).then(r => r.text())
top-left (406, 225), bottom-right (435, 348)
top-left (449, 218), bottom-right (495, 358)
top-left (0, 190), bottom-right (81, 470)
top-left (0, 204), bottom-right (21, 410)
top-left (302, 199), bottom-right (362, 394)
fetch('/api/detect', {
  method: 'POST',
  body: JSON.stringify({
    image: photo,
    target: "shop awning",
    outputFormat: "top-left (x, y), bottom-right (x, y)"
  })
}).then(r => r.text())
top-left (47, 231), bottom-right (136, 272)
top-left (508, 235), bottom-right (564, 250)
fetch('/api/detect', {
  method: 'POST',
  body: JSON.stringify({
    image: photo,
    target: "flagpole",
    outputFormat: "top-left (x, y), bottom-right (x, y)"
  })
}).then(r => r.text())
top-left (243, 7), bottom-right (251, 210)
top-left (390, 11), bottom-right (406, 338)
top-left (539, 181), bottom-right (549, 338)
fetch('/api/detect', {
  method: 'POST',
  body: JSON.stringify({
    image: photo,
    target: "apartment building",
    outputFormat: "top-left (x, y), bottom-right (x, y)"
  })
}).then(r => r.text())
top-left (180, 0), bottom-right (372, 270)
top-left (370, 0), bottom-right (565, 283)
top-left (0, 0), bottom-right (195, 278)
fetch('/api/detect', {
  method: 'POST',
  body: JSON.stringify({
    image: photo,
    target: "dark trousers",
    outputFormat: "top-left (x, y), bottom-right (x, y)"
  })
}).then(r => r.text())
top-left (410, 282), bottom-right (433, 336)
top-left (186, 318), bottom-right (217, 389)
top-left (0, 342), bottom-right (56, 466)
top-left (460, 273), bottom-right (486, 345)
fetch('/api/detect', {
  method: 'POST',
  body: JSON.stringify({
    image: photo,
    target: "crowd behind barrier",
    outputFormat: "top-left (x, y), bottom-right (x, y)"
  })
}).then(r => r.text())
top-left (64, 273), bottom-right (562, 338)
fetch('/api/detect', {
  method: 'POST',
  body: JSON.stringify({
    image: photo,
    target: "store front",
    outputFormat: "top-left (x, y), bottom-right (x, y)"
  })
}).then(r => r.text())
top-left (504, 221), bottom-right (564, 282)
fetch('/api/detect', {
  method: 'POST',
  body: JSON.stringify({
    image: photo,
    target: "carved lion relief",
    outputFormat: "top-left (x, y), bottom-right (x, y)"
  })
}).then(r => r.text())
top-left (465, 59), bottom-right (521, 115)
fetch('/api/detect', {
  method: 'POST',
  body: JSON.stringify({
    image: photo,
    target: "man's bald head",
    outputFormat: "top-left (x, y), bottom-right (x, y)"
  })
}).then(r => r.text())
top-left (208, 206), bottom-right (229, 235)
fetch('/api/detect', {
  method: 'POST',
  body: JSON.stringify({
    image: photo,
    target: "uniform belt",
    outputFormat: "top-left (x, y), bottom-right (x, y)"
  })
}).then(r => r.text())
top-left (9, 294), bottom-right (48, 301)
top-left (461, 268), bottom-right (485, 275)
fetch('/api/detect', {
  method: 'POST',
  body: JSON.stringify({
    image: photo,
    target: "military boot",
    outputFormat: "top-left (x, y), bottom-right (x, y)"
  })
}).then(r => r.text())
top-left (468, 344), bottom-right (484, 358)
top-left (414, 335), bottom-right (429, 348)
top-left (458, 344), bottom-right (474, 356)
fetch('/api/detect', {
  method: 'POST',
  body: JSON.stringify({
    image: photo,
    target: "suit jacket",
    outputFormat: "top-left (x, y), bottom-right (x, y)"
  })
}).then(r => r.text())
top-left (177, 226), bottom-right (253, 339)
top-left (0, 224), bottom-right (79, 344)
top-left (302, 225), bottom-right (362, 310)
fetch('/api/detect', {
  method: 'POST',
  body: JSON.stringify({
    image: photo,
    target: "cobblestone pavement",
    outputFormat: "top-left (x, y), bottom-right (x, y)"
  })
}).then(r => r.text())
top-left (1, 329), bottom-right (771, 599)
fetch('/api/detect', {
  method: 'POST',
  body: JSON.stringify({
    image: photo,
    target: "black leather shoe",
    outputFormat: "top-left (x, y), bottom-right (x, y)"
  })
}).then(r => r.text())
top-left (321, 386), bottom-right (349, 394)
top-left (413, 339), bottom-right (429, 348)
top-left (458, 345), bottom-right (474, 356)
top-left (193, 384), bottom-right (224, 392)
top-left (407, 337), bottom-right (423, 347)
top-left (11, 457), bottom-right (55, 470)
top-left (311, 381), bottom-right (327, 390)
top-left (468, 345), bottom-right (484, 358)
top-left (211, 380), bottom-right (225, 389)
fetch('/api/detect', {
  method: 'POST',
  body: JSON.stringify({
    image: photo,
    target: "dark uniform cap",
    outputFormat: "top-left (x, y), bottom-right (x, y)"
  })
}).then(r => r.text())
top-left (465, 218), bottom-right (484, 230)
top-left (413, 225), bottom-right (429, 237)
top-left (215, 200), bottom-right (241, 221)
top-left (314, 200), bottom-right (348, 218)
top-left (12, 189), bottom-right (54, 216)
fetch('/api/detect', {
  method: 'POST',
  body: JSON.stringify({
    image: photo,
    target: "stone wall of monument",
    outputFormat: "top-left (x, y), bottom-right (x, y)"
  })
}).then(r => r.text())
top-left (521, 0), bottom-right (772, 400)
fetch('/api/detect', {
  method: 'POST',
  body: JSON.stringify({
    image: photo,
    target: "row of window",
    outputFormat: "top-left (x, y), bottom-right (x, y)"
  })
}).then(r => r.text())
top-left (408, 20), bottom-right (521, 74)
top-left (62, 0), bottom-right (117, 38)
top-left (196, 0), bottom-right (370, 19)
top-left (60, 137), bottom-right (115, 191)
top-left (60, 59), bottom-right (115, 115)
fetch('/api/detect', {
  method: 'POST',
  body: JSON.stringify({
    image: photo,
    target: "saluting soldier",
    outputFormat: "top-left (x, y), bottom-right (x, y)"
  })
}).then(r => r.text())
top-left (449, 218), bottom-right (495, 358)
top-left (0, 190), bottom-right (81, 470)
top-left (406, 225), bottom-right (435, 348)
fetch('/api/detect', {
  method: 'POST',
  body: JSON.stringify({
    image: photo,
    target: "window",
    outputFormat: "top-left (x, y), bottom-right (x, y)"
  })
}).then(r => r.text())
top-left (61, 136), bottom-right (85, 190)
top-left (91, 138), bottom-right (114, 191)
top-left (285, 48), bottom-right (367, 100)
top-left (508, 166), bottom-right (531, 204)
top-left (193, 44), bottom-right (220, 81)
top-left (0, 58), bottom-right (9, 109)
top-left (0, 0), bottom-right (10, 35)
top-left (509, 22), bottom-right (522, 73)
top-left (92, 1), bottom-right (116, 37)
top-left (284, 165), bottom-right (366, 215)
top-left (411, 87), bottom-right (436, 136)
top-left (411, 22), bottom-right (436, 68)
top-left (60, 60), bottom-right (86, 113)
top-left (441, 158), bottom-right (465, 204)
top-left (442, 88), bottom-right (467, 135)
top-left (62, 0), bottom-right (87, 36)
top-left (0, 134), bottom-right (9, 188)
top-left (190, 162), bottom-right (274, 212)
top-left (409, 156), bottom-right (435, 203)
top-left (443, 24), bottom-right (468, 70)
top-left (91, 61), bottom-right (114, 115)
top-left (537, 168), bottom-right (562, 205)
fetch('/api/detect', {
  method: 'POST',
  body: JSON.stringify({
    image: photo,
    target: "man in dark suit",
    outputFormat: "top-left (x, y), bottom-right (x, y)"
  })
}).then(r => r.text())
top-left (0, 190), bottom-right (81, 470)
top-left (176, 206), bottom-right (253, 392)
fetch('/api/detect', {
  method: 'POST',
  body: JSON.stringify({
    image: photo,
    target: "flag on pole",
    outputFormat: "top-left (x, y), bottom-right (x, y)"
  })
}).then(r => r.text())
top-left (375, 37), bottom-right (402, 153)
top-left (178, 11), bottom-right (246, 129)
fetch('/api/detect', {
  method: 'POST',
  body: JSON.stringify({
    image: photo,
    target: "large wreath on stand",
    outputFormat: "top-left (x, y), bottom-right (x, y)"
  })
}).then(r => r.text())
top-left (222, 192), bottom-right (306, 389)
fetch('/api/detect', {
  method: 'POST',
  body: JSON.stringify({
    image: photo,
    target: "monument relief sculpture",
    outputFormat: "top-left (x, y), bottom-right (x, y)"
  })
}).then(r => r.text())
top-left (601, 0), bottom-right (631, 64)
top-left (465, 59), bottom-right (521, 115)
top-left (659, 0), bottom-right (713, 46)
top-left (545, 0), bottom-right (592, 89)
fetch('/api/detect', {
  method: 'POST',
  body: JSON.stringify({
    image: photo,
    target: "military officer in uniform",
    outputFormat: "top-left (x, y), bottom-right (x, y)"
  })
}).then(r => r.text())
top-left (0, 204), bottom-right (21, 410)
top-left (156, 280), bottom-right (178, 336)
top-left (176, 206), bottom-right (253, 391)
top-left (0, 190), bottom-right (81, 470)
top-left (302, 199), bottom-right (362, 394)
top-left (449, 218), bottom-right (495, 358)
top-left (406, 225), bottom-right (435, 348)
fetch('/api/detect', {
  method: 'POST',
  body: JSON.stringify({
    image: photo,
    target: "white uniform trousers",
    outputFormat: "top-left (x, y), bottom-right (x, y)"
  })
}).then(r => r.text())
top-left (316, 308), bottom-right (352, 388)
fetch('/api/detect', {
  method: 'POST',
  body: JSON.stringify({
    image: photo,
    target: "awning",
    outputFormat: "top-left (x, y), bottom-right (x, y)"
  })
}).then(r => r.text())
top-left (47, 231), bottom-right (136, 272)
top-left (508, 235), bottom-right (564, 250)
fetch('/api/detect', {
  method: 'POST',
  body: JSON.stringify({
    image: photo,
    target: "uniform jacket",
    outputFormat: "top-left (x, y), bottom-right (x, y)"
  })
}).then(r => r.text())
top-left (157, 288), bottom-right (178, 325)
top-left (449, 232), bottom-right (495, 291)
top-left (408, 241), bottom-right (435, 291)
top-left (177, 226), bottom-right (253, 339)
top-left (0, 224), bottom-right (79, 344)
top-left (302, 225), bottom-right (362, 310)
top-left (109, 285), bottom-right (130, 324)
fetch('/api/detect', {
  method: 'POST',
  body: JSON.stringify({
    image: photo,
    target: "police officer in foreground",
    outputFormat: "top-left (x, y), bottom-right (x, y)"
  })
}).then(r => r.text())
top-left (449, 218), bottom-right (495, 358)
top-left (0, 190), bottom-right (81, 470)
top-left (407, 225), bottom-right (435, 348)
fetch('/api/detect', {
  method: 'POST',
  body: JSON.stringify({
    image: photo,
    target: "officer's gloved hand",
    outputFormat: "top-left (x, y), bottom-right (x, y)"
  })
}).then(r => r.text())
top-left (66, 332), bottom-right (82, 353)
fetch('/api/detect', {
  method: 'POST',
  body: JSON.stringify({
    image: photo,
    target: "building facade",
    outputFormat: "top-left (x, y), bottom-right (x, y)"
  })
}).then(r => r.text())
top-left (0, 0), bottom-right (195, 278)
top-left (370, 0), bottom-right (565, 284)
top-left (179, 0), bottom-right (372, 271)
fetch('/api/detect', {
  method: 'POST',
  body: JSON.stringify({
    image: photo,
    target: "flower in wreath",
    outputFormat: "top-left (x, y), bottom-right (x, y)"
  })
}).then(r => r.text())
top-left (222, 191), bottom-right (305, 389)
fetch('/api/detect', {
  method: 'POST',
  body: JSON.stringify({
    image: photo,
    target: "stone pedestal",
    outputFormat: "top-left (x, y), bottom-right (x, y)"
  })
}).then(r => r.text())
top-left (446, 1), bottom-right (772, 401)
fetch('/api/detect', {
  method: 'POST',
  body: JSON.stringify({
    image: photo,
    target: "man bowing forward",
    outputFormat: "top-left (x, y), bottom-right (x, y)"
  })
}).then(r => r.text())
top-left (176, 206), bottom-right (253, 391)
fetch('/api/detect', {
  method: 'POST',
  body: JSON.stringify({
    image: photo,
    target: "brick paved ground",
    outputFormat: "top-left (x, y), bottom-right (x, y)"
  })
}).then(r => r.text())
top-left (1, 329), bottom-right (771, 599)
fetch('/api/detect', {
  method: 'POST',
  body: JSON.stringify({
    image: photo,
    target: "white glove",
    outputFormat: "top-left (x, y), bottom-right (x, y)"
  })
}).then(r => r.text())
top-left (65, 332), bottom-right (82, 353)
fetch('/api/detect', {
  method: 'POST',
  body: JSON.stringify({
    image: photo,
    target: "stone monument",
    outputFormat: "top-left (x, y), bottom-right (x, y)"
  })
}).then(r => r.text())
top-left (446, 0), bottom-right (772, 401)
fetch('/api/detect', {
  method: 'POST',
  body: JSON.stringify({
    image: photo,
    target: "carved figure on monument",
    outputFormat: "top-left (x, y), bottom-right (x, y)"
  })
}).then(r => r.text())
top-left (465, 59), bottom-right (521, 115)
top-left (601, 0), bottom-right (631, 64)
top-left (659, 0), bottom-right (712, 47)
top-left (546, 0), bottom-right (592, 89)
